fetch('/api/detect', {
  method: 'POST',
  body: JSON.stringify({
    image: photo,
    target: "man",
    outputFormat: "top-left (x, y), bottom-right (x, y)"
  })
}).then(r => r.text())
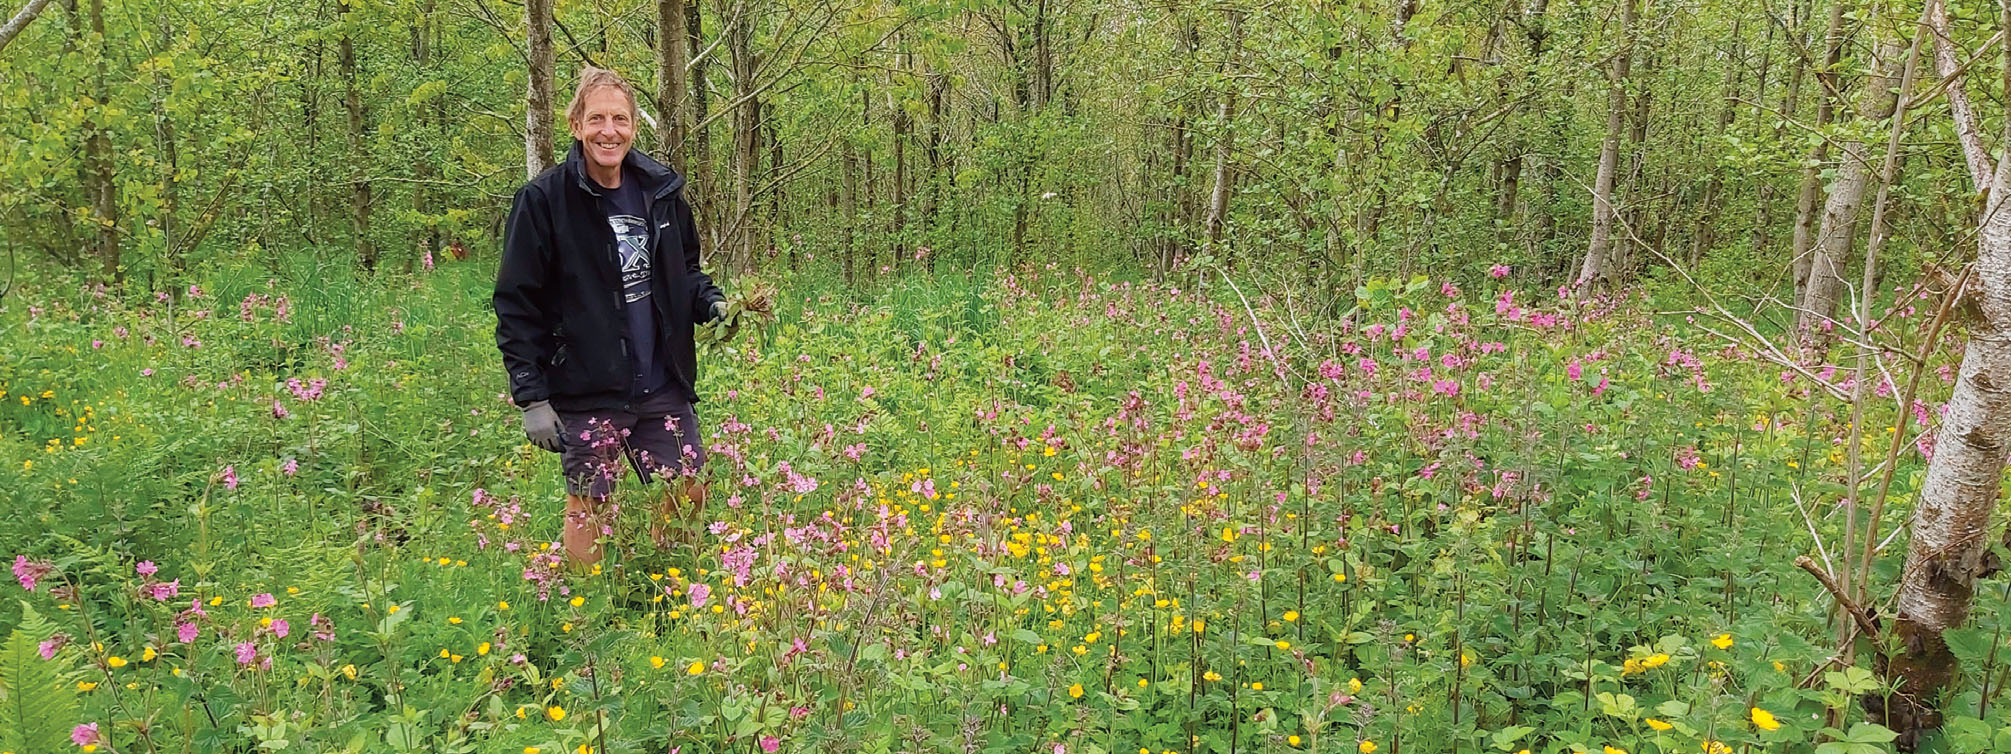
top-left (494, 66), bottom-right (727, 567)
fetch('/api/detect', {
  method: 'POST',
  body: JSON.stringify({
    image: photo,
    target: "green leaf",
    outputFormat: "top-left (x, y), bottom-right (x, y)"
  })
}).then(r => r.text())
top-left (0, 626), bottom-right (80, 754)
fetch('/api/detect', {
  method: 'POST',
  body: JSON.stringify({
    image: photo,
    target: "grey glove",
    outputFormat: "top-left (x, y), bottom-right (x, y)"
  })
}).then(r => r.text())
top-left (521, 400), bottom-right (563, 453)
top-left (711, 300), bottom-right (729, 321)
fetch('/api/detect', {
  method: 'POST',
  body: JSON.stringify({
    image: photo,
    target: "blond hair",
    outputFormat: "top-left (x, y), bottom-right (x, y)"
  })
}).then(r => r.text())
top-left (565, 66), bottom-right (638, 126)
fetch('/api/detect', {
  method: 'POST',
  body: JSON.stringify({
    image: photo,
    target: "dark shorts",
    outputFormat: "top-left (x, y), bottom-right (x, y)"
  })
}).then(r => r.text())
top-left (557, 390), bottom-right (707, 499)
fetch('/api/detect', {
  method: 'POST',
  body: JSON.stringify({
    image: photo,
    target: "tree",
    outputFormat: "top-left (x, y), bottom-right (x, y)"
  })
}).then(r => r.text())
top-left (525, 0), bottom-right (556, 180)
top-left (338, 0), bottom-right (373, 268)
top-left (0, 0), bottom-right (55, 55)
top-left (1872, 1), bottom-right (2011, 746)
top-left (655, 0), bottom-right (691, 168)
top-left (1798, 24), bottom-right (1903, 349)
top-left (1576, 0), bottom-right (1637, 289)
top-left (1200, 8), bottom-right (1242, 255)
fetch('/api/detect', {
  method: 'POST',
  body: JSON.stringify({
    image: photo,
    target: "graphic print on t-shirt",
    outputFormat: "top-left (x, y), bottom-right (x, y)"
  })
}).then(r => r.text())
top-left (610, 214), bottom-right (652, 304)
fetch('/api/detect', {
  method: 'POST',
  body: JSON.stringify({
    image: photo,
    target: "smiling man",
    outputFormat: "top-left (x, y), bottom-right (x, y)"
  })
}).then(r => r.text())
top-left (494, 66), bottom-right (729, 566)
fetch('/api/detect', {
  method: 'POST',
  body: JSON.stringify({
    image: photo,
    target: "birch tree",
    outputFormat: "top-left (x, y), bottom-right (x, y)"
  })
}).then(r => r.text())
top-left (1874, 0), bottom-right (2011, 745)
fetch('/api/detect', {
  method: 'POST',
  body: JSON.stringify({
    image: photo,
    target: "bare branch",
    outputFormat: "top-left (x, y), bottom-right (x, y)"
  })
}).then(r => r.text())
top-left (0, 0), bottom-right (55, 56)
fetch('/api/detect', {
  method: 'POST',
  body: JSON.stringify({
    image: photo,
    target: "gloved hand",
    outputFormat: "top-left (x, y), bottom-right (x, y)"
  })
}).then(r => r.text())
top-left (711, 300), bottom-right (729, 321)
top-left (521, 400), bottom-right (564, 453)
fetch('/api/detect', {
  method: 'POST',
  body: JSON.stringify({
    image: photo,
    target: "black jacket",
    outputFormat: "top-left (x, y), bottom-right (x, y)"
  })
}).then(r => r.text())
top-left (495, 142), bottom-right (726, 411)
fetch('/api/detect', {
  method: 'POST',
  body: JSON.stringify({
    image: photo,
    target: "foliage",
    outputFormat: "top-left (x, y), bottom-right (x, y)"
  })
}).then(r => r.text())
top-left (1, 257), bottom-right (2005, 752)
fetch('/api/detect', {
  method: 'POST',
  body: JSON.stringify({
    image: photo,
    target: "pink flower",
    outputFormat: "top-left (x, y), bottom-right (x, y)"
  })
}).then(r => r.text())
top-left (1489, 264), bottom-right (1510, 278)
top-left (38, 633), bottom-right (69, 660)
top-left (12, 555), bottom-right (53, 591)
top-left (250, 593), bottom-right (276, 608)
top-left (136, 561), bottom-right (158, 577)
top-left (687, 582), bottom-right (710, 608)
top-left (141, 579), bottom-right (180, 601)
top-left (72, 722), bottom-right (102, 747)
top-left (759, 736), bottom-right (780, 753)
top-left (270, 618), bottom-right (290, 639)
top-left (235, 641), bottom-right (258, 666)
top-left (281, 458), bottom-right (298, 477)
top-left (221, 466), bottom-right (239, 491)
top-left (176, 622), bottom-right (199, 644)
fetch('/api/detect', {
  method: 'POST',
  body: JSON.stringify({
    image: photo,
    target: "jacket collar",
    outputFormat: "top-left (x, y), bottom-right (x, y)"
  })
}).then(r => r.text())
top-left (565, 141), bottom-right (686, 200)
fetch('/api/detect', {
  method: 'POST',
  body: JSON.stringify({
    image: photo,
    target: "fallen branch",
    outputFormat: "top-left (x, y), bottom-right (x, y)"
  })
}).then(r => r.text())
top-left (1796, 555), bottom-right (1884, 641)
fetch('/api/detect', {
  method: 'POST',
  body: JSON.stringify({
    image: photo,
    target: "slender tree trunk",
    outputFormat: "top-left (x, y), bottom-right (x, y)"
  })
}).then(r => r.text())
top-left (0, 0), bottom-right (55, 56)
top-left (339, 0), bottom-right (374, 269)
top-left (154, 7), bottom-right (181, 278)
top-left (1791, 0), bottom-right (1847, 303)
top-left (1691, 25), bottom-right (1743, 266)
top-left (1800, 32), bottom-right (1904, 347)
top-left (76, 0), bottom-right (117, 282)
top-left (525, 0), bottom-right (556, 180)
top-left (689, 0), bottom-right (715, 245)
top-left (1201, 8), bottom-right (1243, 255)
top-left (1877, 5), bottom-right (2011, 746)
top-left (890, 43), bottom-right (909, 265)
top-left (1576, 0), bottom-right (1637, 289)
top-left (922, 67), bottom-right (946, 227)
top-left (656, 0), bottom-right (690, 167)
top-left (409, 0), bottom-right (436, 273)
top-left (1495, 0), bottom-right (1551, 229)
top-left (726, 0), bottom-right (758, 270)
top-left (1160, 7), bottom-right (1199, 277)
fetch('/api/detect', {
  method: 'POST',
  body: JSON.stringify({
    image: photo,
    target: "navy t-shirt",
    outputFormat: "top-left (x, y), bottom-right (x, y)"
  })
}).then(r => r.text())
top-left (601, 168), bottom-right (670, 396)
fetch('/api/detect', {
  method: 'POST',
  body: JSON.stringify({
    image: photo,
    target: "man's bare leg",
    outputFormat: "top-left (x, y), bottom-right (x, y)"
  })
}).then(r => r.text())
top-left (563, 493), bottom-right (606, 567)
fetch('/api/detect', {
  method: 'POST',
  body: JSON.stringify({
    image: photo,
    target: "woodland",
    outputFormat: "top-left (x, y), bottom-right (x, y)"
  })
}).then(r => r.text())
top-left (3, 0), bottom-right (2011, 753)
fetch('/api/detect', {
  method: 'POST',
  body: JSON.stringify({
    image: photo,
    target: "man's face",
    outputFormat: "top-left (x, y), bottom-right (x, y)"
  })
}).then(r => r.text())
top-left (569, 87), bottom-right (634, 172)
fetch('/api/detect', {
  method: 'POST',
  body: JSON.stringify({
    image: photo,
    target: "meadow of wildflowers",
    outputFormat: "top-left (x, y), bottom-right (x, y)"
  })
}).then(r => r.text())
top-left (2, 262), bottom-right (2006, 754)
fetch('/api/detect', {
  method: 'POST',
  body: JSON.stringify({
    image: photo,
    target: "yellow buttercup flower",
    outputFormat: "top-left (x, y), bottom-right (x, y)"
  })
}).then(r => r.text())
top-left (1604, 747), bottom-right (1628, 754)
top-left (546, 705), bottom-right (566, 721)
top-left (1712, 633), bottom-right (1733, 650)
top-left (1645, 718), bottom-right (1673, 731)
top-left (106, 655), bottom-right (127, 668)
top-left (1358, 742), bottom-right (1377, 754)
top-left (687, 661), bottom-right (705, 675)
top-left (1068, 683), bottom-right (1084, 699)
top-left (1643, 653), bottom-right (1670, 668)
top-left (650, 656), bottom-right (666, 669)
top-left (1750, 707), bottom-right (1780, 731)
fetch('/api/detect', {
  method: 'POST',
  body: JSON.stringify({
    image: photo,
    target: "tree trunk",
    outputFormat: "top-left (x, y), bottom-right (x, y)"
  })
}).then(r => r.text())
top-left (409, 0), bottom-right (436, 273)
top-left (154, 6), bottom-right (181, 278)
top-left (726, 0), bottom-right (758, 270)
top-left (1876, 5), bottom-right (2011, 746)
top-left (339, 0), bottom-right (374, 269)
top-left (75, 0), bottom-right (117, 282)
top-left (891, 43), bottom-right (909, 265)
top-left (689, 0), bottom-right (715, 245)
top-left (0, 0), bottom-right (55, 56)
top-left (1576, 0), bottom-right (1636, 290)
top-left (1200, 8), bottom-right (1242, 255)
top-left (1799, 32), bottom-right (1904, 347)
top-left (922, 67), bottom-right (946, 227)
top-left (1495, 0), bottom-right (1550, 229)
top-left (525, 0), bottom-right (556, 180)
top-left (656, 0), bottom-right (690, 167)
top-left (1791, 0), bottom-right (1847, 304)
top-left (1691, 25), bottom-right (1742, 267)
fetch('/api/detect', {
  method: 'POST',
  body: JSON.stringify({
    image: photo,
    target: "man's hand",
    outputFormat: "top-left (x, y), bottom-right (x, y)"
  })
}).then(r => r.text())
top-left (522, 400), bottom-right (564, 453)
top-left (711, 300), bottom-right (728, 321)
